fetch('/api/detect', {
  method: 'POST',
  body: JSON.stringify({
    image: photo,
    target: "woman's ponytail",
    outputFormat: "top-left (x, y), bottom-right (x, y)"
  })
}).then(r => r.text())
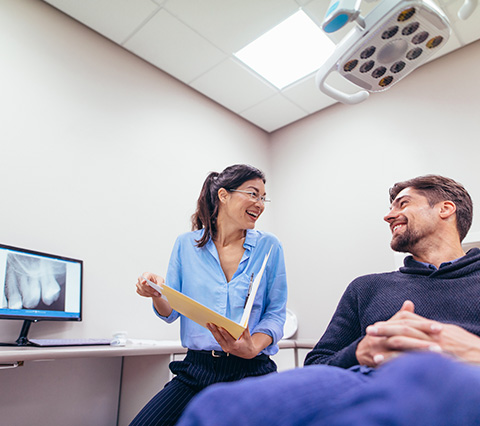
top-left (191, 171), bottom-right (220, 247)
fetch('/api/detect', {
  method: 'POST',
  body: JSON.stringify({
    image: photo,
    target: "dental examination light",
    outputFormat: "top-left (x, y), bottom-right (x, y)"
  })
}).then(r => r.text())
top-left (316, 0), bottom-right (476, 105)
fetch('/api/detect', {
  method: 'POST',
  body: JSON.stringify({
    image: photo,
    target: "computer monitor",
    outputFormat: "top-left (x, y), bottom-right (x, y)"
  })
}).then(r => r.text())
top-left (0, 243), bottom-right (83, 346)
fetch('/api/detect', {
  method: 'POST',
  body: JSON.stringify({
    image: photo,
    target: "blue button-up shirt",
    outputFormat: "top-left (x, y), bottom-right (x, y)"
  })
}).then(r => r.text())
top-left (155, 229), bottom-right (287, 355)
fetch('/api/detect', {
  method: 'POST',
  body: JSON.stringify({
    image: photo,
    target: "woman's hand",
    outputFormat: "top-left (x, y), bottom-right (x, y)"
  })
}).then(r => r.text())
top-left (136, 273), bottom-right (164, 298)
top-left (136, 272), bottom-right (173, 317)
top-left (206, 324), bottom-right (272, 359)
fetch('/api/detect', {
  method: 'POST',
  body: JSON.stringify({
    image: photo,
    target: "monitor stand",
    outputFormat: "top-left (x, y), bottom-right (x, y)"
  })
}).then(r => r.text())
top-left (0, 319), bottom-right (38, 346)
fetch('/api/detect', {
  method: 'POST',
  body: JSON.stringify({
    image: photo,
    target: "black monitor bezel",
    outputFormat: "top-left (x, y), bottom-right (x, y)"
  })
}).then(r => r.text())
top-left (0, 243), bottom-right (83, 322)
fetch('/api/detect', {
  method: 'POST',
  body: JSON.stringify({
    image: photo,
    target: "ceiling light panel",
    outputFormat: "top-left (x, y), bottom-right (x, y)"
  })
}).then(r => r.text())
top-left (234, 10), bottom-right (335, 89)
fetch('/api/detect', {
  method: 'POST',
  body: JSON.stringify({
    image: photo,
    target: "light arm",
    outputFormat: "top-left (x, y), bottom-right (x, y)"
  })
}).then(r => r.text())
top-left (315, 59), bottom-right (369, 105)
top-left (458, 0), bottom-right (477, 19)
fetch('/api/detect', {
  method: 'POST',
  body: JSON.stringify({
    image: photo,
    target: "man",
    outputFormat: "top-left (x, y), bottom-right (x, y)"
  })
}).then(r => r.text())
top-left (176, 175), bottom-right (480, 425)
top-left (305, 174), bottom-right (480, 368)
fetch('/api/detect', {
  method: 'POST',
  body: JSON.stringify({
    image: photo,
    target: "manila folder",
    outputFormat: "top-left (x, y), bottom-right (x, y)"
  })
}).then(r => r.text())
top-left (143, 248), bottom-right (271, 340)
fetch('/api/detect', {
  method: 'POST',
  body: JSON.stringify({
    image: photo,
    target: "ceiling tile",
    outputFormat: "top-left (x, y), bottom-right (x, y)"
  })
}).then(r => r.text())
top-left (123, 9), bottom-right (226, 84)
top-left (239, 94), bottom-right (309, 132)
top-left (43, 0), bottom-right (158, 44)
top-left (163, 0), bottom-right (300, 52)
top-left (455, 23), bottom-right (480, 46)
top-left (190, 58), bottom-right (277, 113)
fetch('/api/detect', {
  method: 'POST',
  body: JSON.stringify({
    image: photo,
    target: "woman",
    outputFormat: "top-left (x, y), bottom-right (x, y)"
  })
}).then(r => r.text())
top-left (131, 164), bottom-right (287, 425)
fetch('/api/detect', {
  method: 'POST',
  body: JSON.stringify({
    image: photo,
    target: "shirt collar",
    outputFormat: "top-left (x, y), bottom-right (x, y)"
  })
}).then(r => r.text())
top-left (412, 255), bottom-right (463, 271)
top-left (244, 229), bottom-right (258, 249)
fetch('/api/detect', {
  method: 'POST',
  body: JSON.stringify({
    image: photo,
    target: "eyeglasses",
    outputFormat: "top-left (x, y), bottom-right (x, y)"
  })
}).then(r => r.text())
top-left (229, 189), bottom-right (271, 204)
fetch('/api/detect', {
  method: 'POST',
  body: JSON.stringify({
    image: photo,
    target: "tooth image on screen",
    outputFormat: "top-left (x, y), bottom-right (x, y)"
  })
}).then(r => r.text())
top-left (4, 253), bottom-right (66, 310)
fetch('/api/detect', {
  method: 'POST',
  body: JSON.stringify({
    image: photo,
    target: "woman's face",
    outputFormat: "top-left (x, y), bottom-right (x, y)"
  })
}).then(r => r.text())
top-left (219, 178), bottom-right (267, 230)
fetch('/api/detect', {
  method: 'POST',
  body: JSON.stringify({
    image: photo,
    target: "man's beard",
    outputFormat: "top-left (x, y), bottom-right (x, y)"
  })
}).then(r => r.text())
top-left (391, 227), bottom-right (422, 253)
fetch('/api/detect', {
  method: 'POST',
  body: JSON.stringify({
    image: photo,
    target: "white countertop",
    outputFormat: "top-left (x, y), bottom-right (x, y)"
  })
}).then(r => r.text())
top-left (0, 338), bottom-right (315, 364)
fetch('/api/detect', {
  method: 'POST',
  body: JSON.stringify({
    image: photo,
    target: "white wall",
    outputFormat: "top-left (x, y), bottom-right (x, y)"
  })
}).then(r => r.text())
top-left (1, 0), bottom-right (479, 349)
top-left (270, 39), bottom-right (480, 340)
top-left (0, 0), bottom-right (271, 342)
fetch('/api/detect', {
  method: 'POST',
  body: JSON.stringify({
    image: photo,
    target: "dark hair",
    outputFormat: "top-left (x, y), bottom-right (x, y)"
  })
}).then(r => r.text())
top-left (389, 175), bottom-right (473, 241)
top-left (191, 164), bottom-right (266, 247)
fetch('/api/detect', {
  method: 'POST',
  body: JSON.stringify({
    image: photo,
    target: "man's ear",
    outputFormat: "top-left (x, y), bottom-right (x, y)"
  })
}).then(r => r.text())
top-left (217, 188), bottom-right (229, 204)
top-left (439, 200), bottom-right (456, 219)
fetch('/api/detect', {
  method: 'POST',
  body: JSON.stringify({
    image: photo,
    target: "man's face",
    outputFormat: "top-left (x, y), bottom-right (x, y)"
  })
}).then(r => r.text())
top-left (384, 187), bottom-right (440, 254)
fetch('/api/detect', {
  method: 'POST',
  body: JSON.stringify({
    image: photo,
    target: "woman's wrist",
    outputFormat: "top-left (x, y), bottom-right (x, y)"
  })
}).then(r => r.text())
top-left (250, 332), bottom-right (272, 356)
top-left (153, 296), bottom-right (172, 318)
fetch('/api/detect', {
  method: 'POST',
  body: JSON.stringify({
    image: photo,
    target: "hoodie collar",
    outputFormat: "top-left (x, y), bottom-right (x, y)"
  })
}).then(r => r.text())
top-left (400, 248), bottom-right (480, 277)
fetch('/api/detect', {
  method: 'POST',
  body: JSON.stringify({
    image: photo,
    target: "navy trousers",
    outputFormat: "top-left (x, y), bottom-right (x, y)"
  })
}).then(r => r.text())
top-left (129, 350), bottom-right (277, 426)
top-left (177, 352), bottom-right (480, 426)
